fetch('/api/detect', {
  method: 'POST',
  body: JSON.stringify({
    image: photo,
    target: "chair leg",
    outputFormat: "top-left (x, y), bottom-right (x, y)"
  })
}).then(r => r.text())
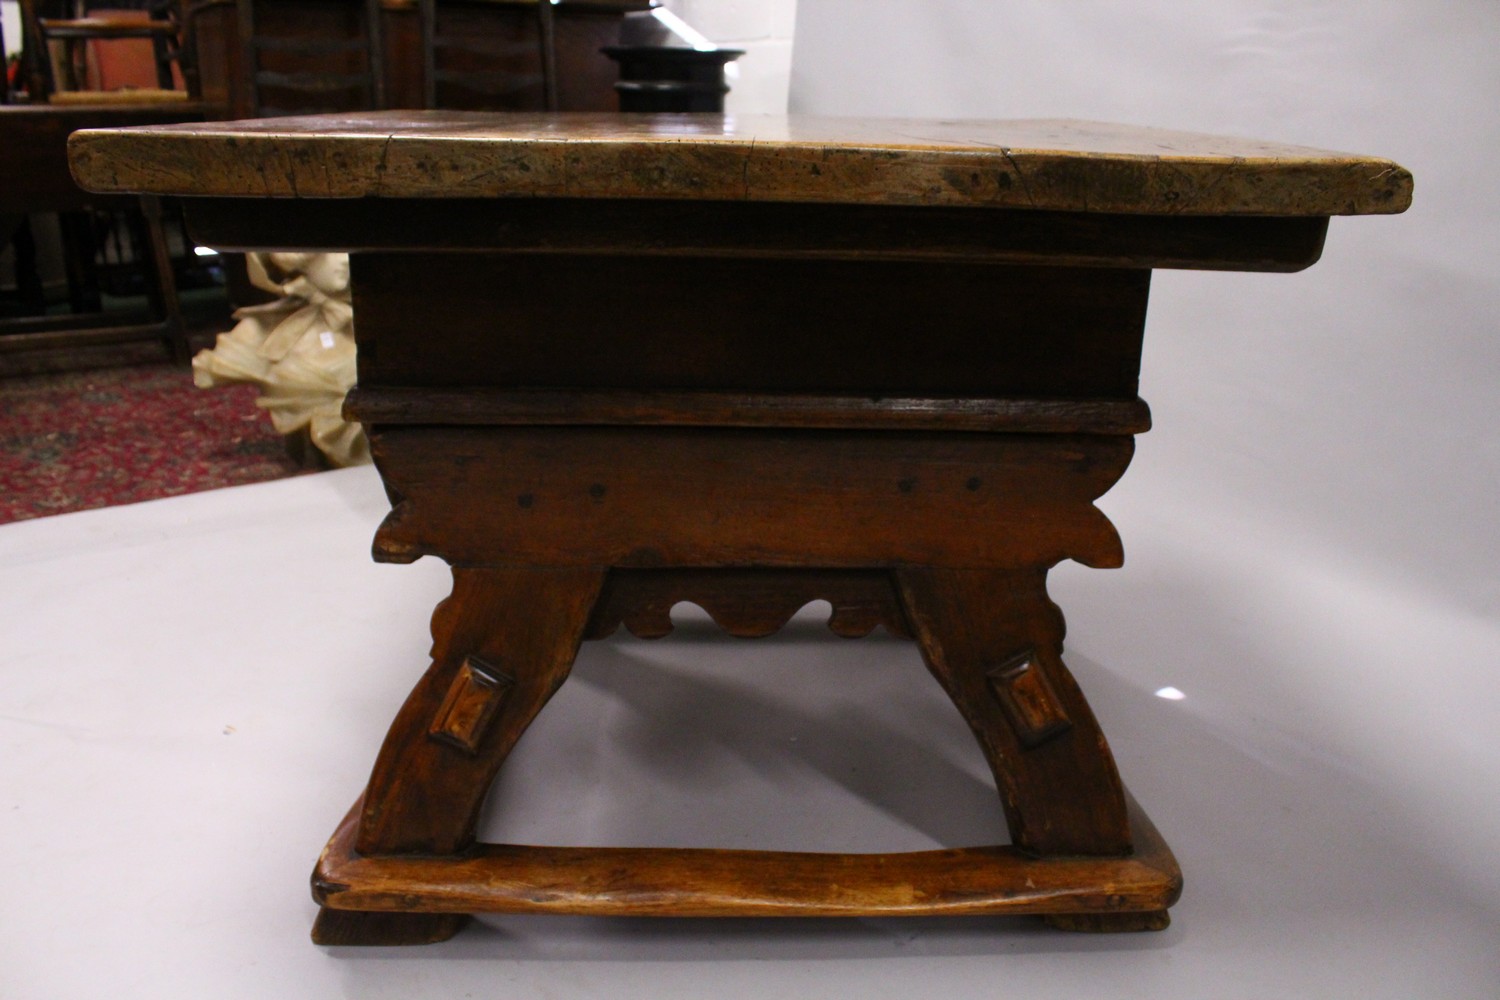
top-left (58, 211), bottom-right (102, 315)
top-left (139, 195), bottom-right (188, 362)
top-left (10, 216), bottom-right (47, 316)
top-left (536, 0), bottom-right (559, 110)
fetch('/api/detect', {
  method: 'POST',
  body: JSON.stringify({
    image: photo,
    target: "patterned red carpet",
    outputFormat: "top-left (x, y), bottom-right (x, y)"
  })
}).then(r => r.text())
top-left (0, 343), bottom-right (312, 524)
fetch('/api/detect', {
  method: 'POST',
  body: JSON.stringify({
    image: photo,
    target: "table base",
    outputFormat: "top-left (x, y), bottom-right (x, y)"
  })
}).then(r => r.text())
top-left (306, 564), bottom-right (1181, 944)
top-left (311, 791), bottom-right (1178, 943)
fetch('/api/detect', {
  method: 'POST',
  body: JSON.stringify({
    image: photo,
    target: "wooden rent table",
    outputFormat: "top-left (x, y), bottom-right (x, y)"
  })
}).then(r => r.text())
top-left (70, 113), bottom-right (1411, 945)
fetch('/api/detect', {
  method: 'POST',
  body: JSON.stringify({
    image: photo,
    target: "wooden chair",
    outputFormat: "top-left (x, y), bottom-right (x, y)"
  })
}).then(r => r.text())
top-left (232, 0), bottom-right (385, 116)
top-left (18, 0), bottom-right (193, 101)
top-left (417, 0), bottom-right (559, 111)
top-left (1, 1), bottom-right (214, 360)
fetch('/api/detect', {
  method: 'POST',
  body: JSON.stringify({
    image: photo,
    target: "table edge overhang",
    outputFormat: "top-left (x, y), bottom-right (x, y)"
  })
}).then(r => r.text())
top-left (66, 113), bottom-right (1414, 218)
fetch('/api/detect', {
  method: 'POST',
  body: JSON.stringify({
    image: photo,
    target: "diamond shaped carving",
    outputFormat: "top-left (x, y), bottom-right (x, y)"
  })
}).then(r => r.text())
top-left (986, 649), bottom-right (1073, 749)
top-left (428, 655), bottom-right (513, 755)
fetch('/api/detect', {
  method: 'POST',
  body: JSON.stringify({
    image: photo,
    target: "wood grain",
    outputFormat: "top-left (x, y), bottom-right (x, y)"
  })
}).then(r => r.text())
top-left (345, 387), bottom-right (1152, 436)
top-left (368, 428), bottom-right (1133, 571)
top-left (897, 568), bottom-right (1131, 856)
top-left (314, 791), bottom-right (1181, 919)
top-left (355, 566), bottom-right (605, 857)
top-left (69, 111), bottom-right (1412, 216)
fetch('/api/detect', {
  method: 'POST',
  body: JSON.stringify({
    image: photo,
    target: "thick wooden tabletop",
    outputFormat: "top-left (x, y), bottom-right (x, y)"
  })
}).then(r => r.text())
top-left (69, 111), bottom-right (1411, 217)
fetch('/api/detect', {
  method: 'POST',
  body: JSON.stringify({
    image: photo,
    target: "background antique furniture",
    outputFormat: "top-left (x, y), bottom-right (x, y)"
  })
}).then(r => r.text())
top-left (602, 43), bottom-right (742, 111)
top-left (3, 1), bottom-right (662, 354)
top-left (20, 0), bottom-right (185, 99)
top-left (14, 1), bottom-right (235, 107)
top-left (398, 0), bottom-right (655, 111)
top-left (178, 0), bottom-right (656, 117)
top-left (418, 0), bottom-right (558, 110)
top-left (0, 103), bottom-right (210, 357)
top-left (2, 0), bottom-right (221, 358)
top-left (70, 111), bottom-right (1410, 945)
top-left (179, 0), bottom-right (659, 310)
top-left (229, 0), bottom-right (387, 116)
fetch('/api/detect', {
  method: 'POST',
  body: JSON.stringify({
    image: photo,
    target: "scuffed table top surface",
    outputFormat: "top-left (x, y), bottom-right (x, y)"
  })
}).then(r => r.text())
top-left (69, 111), bottom-right (1412, 217)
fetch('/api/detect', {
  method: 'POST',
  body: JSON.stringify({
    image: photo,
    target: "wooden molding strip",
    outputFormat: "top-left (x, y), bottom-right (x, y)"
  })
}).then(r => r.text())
top-left (313, 791), bottom-right (1180, 918)
top-left (345, 388), bottom-right (1152, 435)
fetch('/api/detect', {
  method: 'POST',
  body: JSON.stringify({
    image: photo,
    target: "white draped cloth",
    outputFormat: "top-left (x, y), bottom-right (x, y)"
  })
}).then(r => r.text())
top-left (192, 252), bottom-right (369, 467)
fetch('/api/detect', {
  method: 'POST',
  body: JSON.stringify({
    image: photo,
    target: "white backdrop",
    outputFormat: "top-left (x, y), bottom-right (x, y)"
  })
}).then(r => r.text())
top-left (792, 0), bottom-right (1500, 617)
top-left (789, 2), bottom-right (1500, 991)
